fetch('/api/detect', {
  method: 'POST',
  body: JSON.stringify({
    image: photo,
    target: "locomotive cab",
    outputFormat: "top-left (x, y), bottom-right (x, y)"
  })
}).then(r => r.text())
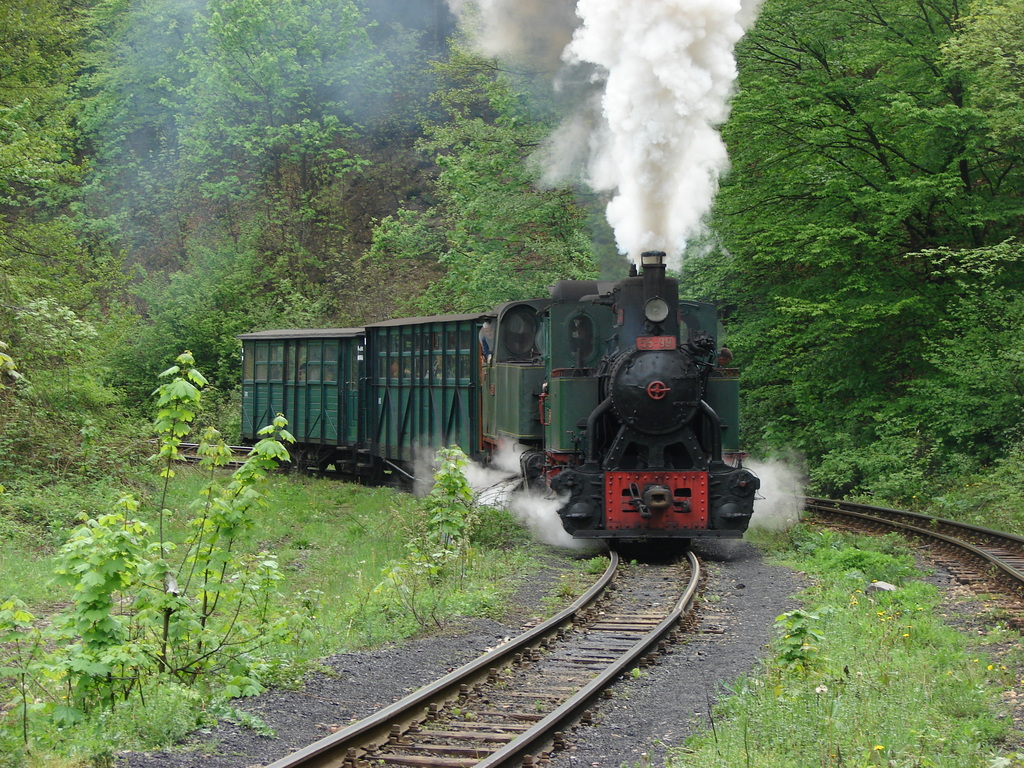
top-left (480, 300), bottom-right (549, 455)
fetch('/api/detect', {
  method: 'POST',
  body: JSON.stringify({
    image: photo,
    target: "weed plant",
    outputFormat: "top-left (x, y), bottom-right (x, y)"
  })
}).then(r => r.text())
top-left (667, 526), bottom-right (1022, 767)
top-left (0, 475), bottom-right (537, 767)
top-left (541, 555), bottom-right (609, 612)
top-left (0, 359), bottom-right (541, 766)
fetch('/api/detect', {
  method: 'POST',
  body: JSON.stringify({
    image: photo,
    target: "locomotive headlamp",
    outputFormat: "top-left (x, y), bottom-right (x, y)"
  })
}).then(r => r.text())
top-left (644, 296), bottom-right (670, 323)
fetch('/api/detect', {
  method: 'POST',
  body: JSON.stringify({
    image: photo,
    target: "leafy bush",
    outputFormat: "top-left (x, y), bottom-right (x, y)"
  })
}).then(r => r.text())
top-left (377, 447), bottom-right (482, 628)
top-left (929, 443), bottom-right (1024, 535)
top-left (0, 353), bottom-right (308, 760)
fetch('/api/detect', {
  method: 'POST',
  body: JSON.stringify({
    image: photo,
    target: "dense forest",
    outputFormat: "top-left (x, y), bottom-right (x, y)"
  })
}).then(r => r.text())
top-left (1, 0), bottom-right (1023, 507)
top-left (1, 0), bottom-right (1024, 762)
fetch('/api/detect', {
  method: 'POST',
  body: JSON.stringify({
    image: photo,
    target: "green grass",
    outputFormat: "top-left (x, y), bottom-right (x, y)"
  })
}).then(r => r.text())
top-left (666, 526), bottom-right (1023, 768)
top-left (0, 478), bottom-right (134, 606)
top-left (10, 459), bottom-right (1024, 768)
top-left (149, 467), bottom-right (539, 655)
top-left (925, 451), bottom-right (1024, 537)
top-left (1, 468), bottom-right (534, 652)
top-left (0, 465), bottom-right (544, 766)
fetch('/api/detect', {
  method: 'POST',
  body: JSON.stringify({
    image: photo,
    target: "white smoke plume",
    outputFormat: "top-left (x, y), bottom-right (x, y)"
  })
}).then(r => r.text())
top-left (447, 0), bottom-right (763, 268)
top-left (464, 441), bottom-right (525, 504)
top-left (511, 491), bottom-right (598, 551)
top-left (445, 0), bottom-right (579, 70)
top-left (747, 457), bottom-right (805, 532)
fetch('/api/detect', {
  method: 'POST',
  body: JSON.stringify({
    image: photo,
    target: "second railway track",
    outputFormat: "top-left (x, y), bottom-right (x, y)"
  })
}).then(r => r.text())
top-left (805, 497), bottom-right (1024, 622)
top-left (266, 551), bottom-right (702, 768)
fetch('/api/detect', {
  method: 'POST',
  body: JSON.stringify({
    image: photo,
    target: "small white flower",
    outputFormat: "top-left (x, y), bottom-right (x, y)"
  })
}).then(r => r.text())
top-left (815, 685), bottom-right (828, 694)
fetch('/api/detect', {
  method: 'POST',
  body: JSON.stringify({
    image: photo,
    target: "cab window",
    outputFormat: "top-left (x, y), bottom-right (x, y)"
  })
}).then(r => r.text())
top-left (499, 306), bottom-right (538, 362)
top-left (568, 313), bottom-right (595, 366)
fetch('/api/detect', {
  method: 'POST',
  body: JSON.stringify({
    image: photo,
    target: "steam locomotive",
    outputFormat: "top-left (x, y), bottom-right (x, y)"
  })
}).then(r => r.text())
top-left (240, 251), bottom-right (759, 543)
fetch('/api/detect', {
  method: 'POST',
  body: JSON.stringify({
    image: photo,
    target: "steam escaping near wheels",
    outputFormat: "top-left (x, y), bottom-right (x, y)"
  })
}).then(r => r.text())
top-left (466, 445), bottom-right (600, 551)
top-left (475, 476), bottom-right (520, 508)
top-left (746, 457), bottom-right (805, 532)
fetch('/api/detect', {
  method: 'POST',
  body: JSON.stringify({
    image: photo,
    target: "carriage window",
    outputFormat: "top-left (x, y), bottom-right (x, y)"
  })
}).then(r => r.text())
top-left (350, 349), bottom-right (361, 391)
top-left (243, 346), bottom-right (255, 381)
top-left (254, 344), bottom-right (269, 381)
top-left (324, 342), bottom-right (339, 383)
top-left (387, 343), bottom-right (399, 382)
top-left (269, 343), bottom-right (284, 381)
top-left (305, 342), bottom-right (322, 383)
top-left (285, 345), bottom-right (297, 382)
top-left (499, 306), bottom-right (538, 361)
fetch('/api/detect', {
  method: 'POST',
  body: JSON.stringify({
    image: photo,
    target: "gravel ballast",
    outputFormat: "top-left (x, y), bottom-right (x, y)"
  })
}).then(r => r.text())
top-left (115, 540), bottom-right (802, 768)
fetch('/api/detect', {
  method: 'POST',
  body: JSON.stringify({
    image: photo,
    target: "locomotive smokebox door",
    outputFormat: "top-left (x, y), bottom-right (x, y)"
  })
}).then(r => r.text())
top-left (608, 347), bottom-right (702, 435)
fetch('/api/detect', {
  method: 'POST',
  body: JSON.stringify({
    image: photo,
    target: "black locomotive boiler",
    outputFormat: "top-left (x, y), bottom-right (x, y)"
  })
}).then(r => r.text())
top-left (240, 251), bottom-right (759, 544)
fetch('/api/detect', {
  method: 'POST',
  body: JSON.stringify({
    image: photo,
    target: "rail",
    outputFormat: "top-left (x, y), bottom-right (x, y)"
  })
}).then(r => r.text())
top-left (265, 550), bottom-right (702, 768)
top-left (805, 497), bottom-right (1024, 600)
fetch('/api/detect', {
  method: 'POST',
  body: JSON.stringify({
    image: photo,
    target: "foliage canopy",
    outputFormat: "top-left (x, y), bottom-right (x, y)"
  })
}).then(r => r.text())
top-left (5, 0), bottom-right (1024, 504)
top-left (690, 0), bottom-right (1024, 497)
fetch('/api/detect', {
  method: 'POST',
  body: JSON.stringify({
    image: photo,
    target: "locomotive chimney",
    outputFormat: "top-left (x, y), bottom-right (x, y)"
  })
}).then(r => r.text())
top-left (640, 250), bottom-right (670, 330)
top-left (640, 250), bottom-right (666, 273)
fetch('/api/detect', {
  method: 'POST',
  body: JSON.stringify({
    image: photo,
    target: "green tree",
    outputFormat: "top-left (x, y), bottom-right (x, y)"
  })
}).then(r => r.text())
top-left (0, 0), bottom-right (126, 319)
top-left (77, 0), bottom-right (201, 273)
top-left (0, 0), bottom-right (82, 216)
top-left (698, 0), bottom-right (1024, 495)
top-left (912, 239), bottom-right (1024, 463)
top-left (82, 0), bottom-right (455, 400)
top-left (943, 0), bottom-right (1024, 151)
top-left (368, 46), bottom-right (598, 314)
top-left (178, 0), bottom-right (375, 218)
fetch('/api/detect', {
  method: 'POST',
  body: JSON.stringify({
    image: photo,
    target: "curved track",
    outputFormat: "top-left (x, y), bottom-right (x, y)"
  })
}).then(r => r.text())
top-left (177, 442), bottom-right (251, 467)
top-left (805, 497), bottom-right (1024, 611)
top-left (265, 551), bottom-right (701, 768)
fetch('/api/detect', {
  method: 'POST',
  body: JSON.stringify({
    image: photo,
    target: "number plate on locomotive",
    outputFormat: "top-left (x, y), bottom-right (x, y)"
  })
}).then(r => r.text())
top-left (636, 336), bottom-right (676, 350)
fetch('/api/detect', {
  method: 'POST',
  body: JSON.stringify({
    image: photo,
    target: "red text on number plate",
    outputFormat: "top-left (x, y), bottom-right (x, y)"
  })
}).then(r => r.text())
top-left (637, 336), bottom-right (676, 350)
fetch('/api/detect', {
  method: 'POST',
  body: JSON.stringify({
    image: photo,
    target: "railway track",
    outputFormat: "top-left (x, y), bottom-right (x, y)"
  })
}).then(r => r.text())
top-left (805, 497), bottom-right (1024, 621)
top-left (264, 551), bottom-right (701, 768)
top-left (177, 442), bottom-right (252, 467)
